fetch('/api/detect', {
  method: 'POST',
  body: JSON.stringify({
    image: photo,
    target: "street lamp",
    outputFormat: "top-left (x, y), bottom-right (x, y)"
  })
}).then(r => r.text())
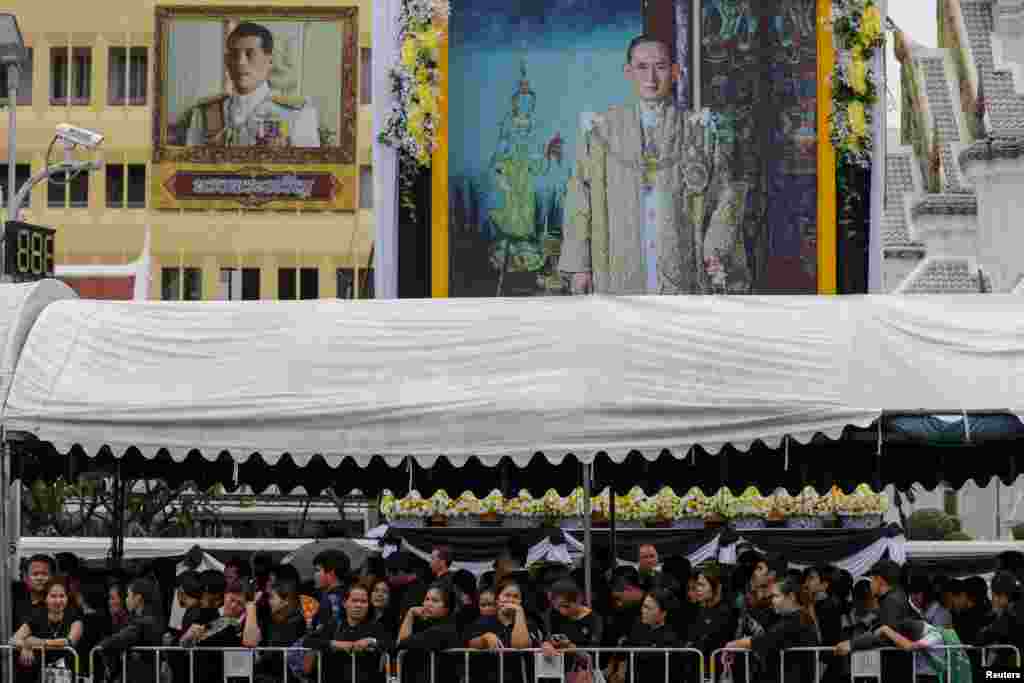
top-left (0, 13), bottom-right (26, 224)
top-left (0, 13), bottom-right (24, 645)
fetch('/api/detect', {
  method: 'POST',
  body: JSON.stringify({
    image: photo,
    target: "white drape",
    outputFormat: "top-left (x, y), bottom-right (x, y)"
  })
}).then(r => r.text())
top-left (372, 0), bottom-right (399, 299)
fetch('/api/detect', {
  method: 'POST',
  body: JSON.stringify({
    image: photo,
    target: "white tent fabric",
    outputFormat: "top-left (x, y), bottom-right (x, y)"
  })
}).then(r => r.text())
top-left (4, 291), bottom-right (1024, 466)
top-left (0, 280), bottom-right (77, 404)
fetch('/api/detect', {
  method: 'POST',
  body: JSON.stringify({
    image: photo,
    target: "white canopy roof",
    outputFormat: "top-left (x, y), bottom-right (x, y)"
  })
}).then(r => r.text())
top-left (4, 291), bottom-right (1024, 467)
top-left (0, 280), bottom-right (77, 405)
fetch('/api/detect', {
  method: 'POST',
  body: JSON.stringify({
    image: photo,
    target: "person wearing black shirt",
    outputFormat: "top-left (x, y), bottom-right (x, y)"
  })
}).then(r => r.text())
top-left (607, 588), bottom-right (681, 683)
top-left (397, 582), bottom-right (462, 683)
top-left (726, 576), bottom-right (820, 683)
top-left (464, 580), bottom-right (542, 683)
top-left (12, 554), bottom-right (54, 637)
top-left (305, 584), bottom-right (391, 683)
top-left (245, 579), bottom-right (308, 683)
top-left (10, 576), bottom-right (83, 683)
top-left (96, 578), bottom-right (165, 683)
top-left (541, 578), bottom-right (604, 676)
top-left (184, 574), bottom-right (239, 683)
top-left (835, 560), bottom-right (916, 683)
top-left (977, 572), bottom-right (1024, 671)
top-left (309, 549), bottom-right (351, 638)
top-left (685, 564), bottom-right (736, 669)
top-left (369, 578), bottom-right (399, 634)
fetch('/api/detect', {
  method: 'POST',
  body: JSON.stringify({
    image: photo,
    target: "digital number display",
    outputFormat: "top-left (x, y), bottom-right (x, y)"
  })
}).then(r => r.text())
top-left (4, 221), bottom-right (56, 281)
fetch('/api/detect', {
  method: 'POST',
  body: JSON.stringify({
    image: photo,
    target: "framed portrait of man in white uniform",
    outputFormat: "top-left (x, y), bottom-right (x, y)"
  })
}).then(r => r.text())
top-left (151, 6), bottom-right (358, 210)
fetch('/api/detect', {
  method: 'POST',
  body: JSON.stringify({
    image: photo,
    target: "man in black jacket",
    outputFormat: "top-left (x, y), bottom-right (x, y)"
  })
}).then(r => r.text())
top-left (834, 560), bottom-right (916, 683)
top-left (97, 578), bottom-right (165, 683)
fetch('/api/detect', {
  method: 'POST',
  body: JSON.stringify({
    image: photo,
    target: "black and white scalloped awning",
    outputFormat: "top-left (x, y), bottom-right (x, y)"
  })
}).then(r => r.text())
top-left (4, 291), bottom-right (1024, 471)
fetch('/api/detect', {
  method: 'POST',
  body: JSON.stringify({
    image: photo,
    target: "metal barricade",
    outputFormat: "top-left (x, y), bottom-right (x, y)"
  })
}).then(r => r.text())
top-left (983, 644), bottom-right (1022, 669)
top-left (782, 644), bottom-right (982, 683)
top-left (780, 646), bottom-right (839, 683)
top-left (710, 647), bottom-right (753, 683)
top-left (396, 647), bottom-right (704, 683)
top-left (90, 645), bottom-right (327, 683)
top-left (1, 644), bottom-right (80, 683)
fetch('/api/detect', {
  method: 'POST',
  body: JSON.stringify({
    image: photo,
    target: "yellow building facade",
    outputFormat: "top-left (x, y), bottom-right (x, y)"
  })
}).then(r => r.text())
top-left (4, 0), bottom-right (375, 300)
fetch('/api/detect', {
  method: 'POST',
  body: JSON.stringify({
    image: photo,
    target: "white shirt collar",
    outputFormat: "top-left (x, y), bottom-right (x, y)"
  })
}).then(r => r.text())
top-left (639, 98), bottom-right (671, 127)
top-left (231, 81), bottom-right (271, 126)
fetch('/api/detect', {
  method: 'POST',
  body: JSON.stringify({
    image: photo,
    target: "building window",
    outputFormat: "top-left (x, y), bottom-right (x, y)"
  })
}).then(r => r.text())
top-left (336, 268), bottom-right (354, 299)
top-left (0, 48), bottom-right (33, 105)
top-left (0, 164), bottom-right (32, 209)
top-left (161, 267), bottom-right (201, 300)
top-left (48, 169), bottom-right (89, 208)
top-left (219, 267), bottom-right (260, 300)
top-left (108, 47), bottom-right (147, 105)
top-left (107, 164), bottom-right (146, 208)
top-left (278, 268), bottom-right (296, 300)
top-left (360, 48), bottom-right (372, 105)
top-left (51, 47), bottom-right (91, 105)
top-left (161, 268), bottom-right (180, 300)
top-left (359, 165), bottom-right (373, 209)
top-left (300, 267), bottom-right (318, 300)
top-left (358, 268), bottom-right (375, 299)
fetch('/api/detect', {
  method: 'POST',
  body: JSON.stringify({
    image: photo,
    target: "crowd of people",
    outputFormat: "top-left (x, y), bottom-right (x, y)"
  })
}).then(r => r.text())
top-left (6, 544), bottom-right (1024, 683)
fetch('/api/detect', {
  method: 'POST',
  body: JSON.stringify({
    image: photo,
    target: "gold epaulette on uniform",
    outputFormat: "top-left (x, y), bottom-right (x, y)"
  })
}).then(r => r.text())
top-left (271, 95), bottom-right (307, 110)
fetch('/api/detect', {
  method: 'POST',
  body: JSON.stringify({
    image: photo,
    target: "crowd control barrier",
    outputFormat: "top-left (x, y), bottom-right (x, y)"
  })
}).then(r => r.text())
top-left (710, 647), bottom-right (754, 683)
top-left (395, 646), bottom-right (704, 683)
top-left (1, 644), bottom-right (80, 683)
top-left (89, 645), bottom-right (335, 683)
top-left (983, 644), bottom-right (1022, 669)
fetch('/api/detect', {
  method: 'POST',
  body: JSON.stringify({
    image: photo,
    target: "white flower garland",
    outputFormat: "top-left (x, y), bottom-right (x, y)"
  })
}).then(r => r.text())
top-left (378, 0), bottom-right (450, 207)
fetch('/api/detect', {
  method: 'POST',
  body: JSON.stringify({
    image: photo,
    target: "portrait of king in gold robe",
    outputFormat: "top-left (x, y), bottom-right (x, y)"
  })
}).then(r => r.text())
top-left (558, 35), bottom-right (750, 295)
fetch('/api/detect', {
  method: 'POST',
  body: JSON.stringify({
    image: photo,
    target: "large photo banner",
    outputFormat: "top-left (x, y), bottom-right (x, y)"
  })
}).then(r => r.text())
top-left (151, 6), bottom-right (358, 210)
top-left (446, 0), bottom-right (827, 297)
top-left (448, 0), bottom-right (643, 297)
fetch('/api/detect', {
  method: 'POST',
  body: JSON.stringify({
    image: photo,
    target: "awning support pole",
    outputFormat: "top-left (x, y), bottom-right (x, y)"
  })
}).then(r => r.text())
top-left (582, 462), bottom-right (592, 605)
top-left (0, 424), bottom-right (10, 642)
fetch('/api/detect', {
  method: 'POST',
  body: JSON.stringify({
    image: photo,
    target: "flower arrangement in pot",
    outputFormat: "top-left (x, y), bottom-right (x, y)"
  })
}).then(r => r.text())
top-left (836, 483), bottom-right (889, 528)
top-left (450, 491), bottom-right (481, 527)
top-left (479, 490), bottom-right (504, 525)
top-left (616, 487), bottom-right (648, 529)
top-left (644, 487), bottom-right (681, 528)
top-left (676, 487), bottom-right (707, 529)
top-left (539, 489), bottom-right (565, 528)
top-left (783, 487), bottom-right (827, 529)
top-left (705, 488), bottom-right (736, 528)
top-left (731, 486), bottom-right (769, 530)
top-left (391, 490), bottom-right (429, 527)
top-left (427, 490), bottom-right (451, 526)
top-left (505, 490), bottom-right (536, 528)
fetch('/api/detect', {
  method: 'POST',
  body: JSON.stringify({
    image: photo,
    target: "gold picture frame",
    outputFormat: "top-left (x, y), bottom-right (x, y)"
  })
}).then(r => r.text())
top-left (152, 5), bottom-right (358, 165)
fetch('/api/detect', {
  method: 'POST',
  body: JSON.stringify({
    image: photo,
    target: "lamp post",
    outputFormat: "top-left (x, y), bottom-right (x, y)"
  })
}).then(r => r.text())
top-left (0, 12), bottom-right (23, 644)
top-left (0, 13), bottom-right (25, 224)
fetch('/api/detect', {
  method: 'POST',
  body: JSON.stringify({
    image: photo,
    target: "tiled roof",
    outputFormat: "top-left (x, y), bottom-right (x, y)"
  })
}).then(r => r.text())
top-left (961, 1), bottom-right (1024, 134)
top-left (883, 152), bottom-right (924, 249)
top-left (919, 55), bottom-right (973, 192)
top-left (909, 193), bottom-right (979, 218)
top-left (959, 135), bottom-right (1024, 168)
top-left (899, 258), bottom-right (984, 293)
